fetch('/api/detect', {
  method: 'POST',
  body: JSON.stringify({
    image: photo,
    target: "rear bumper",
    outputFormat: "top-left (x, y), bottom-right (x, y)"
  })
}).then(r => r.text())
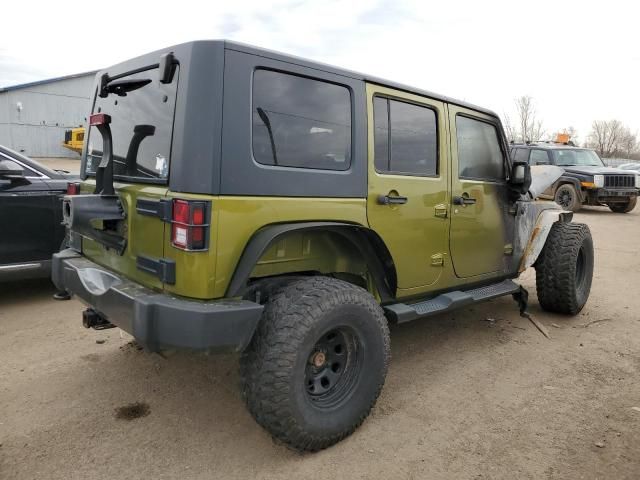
top-left (52, 249), bottom-right (263, 352)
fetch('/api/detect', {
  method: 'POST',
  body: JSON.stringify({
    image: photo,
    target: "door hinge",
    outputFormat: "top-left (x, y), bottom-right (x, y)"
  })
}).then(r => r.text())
top-left (136, 255), bottom-right (176, 284)
top-left (431, 253), bottom-right (445, 266)
top-left (434, 204), bottom-right (448, 218)
top-left (136, 198), bottom-right (172, 222)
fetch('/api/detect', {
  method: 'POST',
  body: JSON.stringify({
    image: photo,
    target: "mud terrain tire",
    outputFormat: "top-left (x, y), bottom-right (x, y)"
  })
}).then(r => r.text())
top-left (535, 222), bottom-right (593, 315)
top-left (240, 277), bottom-right (390, 452)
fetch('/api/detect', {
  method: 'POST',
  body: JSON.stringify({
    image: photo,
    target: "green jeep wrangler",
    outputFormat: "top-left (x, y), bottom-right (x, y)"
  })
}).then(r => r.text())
top-left (53, 40), bottom-right (594, 451)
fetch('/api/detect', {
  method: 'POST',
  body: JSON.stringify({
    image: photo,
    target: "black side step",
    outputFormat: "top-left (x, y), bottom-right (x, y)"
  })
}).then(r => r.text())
top-left (384, 279), bottom-right (520, 324)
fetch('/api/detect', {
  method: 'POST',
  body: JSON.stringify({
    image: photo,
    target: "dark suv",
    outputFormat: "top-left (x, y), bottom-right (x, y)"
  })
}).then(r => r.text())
top-left (510, 143), bottom-right (639, 212)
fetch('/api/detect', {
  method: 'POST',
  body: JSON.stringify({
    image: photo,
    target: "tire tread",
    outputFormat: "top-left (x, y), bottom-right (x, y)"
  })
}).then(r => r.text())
top-left (534, 222), bottom-right (593, 315)
top-left (240, 276), bottom-right (390, 452)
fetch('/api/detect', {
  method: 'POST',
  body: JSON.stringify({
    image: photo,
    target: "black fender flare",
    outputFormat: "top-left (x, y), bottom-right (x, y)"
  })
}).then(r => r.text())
top-left (552, 176), bottom-right (585, 202)
top-left (226, 222), bottom-right (397, 302)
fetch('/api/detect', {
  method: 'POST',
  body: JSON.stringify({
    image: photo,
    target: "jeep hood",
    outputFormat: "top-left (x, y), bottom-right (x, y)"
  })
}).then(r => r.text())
top-left (563, 165), bottom-right (633, 175)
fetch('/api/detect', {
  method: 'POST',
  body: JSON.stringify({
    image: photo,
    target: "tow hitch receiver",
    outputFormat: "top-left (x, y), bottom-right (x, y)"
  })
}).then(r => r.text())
top-left (82, 308), bottom-right (116, 330)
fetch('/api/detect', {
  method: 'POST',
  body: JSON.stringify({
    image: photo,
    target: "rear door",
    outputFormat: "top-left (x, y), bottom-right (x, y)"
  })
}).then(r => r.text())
top-left (448, 106), bottom-right (514, 279)
top-left (366, 84), bottom-right (450, 291)
top-left (0, 155), bottom-right (57, 265)
top-left (82, 66), bottom-right (179, 290)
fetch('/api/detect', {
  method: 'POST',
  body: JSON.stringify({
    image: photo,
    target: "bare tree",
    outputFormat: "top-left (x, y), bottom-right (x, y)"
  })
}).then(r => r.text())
top-left (589, 120), bottom-right (624, 157)
top-left (619, 128), bottom-right (637, 158)
top-left (512, 96), bottom-right (545, 142)
top-left (530, 120), bottom-right (545, 143)
top-left (502, 113), bottom-right (517, 142)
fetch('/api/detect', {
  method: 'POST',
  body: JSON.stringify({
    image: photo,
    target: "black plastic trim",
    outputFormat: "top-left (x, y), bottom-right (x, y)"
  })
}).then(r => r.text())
top-left (136, 198), bottom-right (173, 221)
top-left (52, 250), bottom-right (263, 353)
top-left (136, 255), bottom-right (176, 284)
top-left (226, 222), bottom-right (396, 302)
top-left (385, 279), bottom-right (520, 323)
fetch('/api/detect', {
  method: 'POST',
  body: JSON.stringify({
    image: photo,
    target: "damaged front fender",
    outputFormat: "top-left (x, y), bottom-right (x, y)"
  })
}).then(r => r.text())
top-left (510, 164), bottom-right (572, 273)
top-left (518, 208), bottom-right (574, 272)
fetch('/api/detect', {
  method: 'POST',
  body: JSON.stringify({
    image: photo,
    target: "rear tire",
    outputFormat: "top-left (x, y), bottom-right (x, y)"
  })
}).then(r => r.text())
top-left (534, 222), bottom-right (594, 315)
top-left (240, 277), bottom-right (390, 452)
top-left (608, 196), bottom-right (637, 213)
top-left (554, 184), bottom-right (582, 212)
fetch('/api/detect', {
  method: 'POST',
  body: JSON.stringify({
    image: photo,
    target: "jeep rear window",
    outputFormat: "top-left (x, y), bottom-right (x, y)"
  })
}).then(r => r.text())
top-left (85, 66), bottom-right (179, 183)
top-left (252, 69), bottom-right (351, 171)
top-left (373, 97), bottom-right (438, 176)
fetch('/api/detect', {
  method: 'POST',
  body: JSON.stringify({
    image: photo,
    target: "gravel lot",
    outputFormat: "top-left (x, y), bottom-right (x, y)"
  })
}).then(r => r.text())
top-left (1, 206), bottom-right (639, 479)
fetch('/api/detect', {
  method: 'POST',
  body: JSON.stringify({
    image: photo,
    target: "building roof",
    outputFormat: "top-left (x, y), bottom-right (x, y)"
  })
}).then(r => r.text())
top-left (0, 70), bottom-right (98, 93)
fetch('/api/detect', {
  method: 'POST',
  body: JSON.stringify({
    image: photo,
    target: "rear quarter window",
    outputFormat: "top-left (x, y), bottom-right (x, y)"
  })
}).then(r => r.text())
top-left (252, 69), bottom-right (352, 171)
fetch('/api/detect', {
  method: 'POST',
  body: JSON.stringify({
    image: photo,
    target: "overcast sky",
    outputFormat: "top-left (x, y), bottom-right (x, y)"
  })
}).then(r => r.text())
top-left (1, 0), bottom-right (638, 142)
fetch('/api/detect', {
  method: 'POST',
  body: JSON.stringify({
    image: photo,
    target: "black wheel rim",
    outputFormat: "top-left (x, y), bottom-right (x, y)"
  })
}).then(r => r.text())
top-left (304, 327), bottom-right (362, 409)
top-left (575, 246), bottom-right (587, 291)
top-left (558, 189), bottom-right (573, 208)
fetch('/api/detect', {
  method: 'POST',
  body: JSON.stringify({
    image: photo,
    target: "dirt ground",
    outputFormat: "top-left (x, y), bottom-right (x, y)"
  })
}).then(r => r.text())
top-left (1, 206), bottom-right (639, 480)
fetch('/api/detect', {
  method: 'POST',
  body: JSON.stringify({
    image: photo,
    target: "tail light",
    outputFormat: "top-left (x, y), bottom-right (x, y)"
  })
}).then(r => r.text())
top-left (171, 199), bottom-right (209, 251)
top-left (67, 182), bottom-right (81, 195)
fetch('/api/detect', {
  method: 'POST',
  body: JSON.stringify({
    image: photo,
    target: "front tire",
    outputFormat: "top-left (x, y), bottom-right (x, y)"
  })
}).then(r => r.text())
top-left (609, 196), bottom-right (637, 213)
top-left (554, 184), bottom-right (582, 212)
top-left (240, 277), bottom-right (390, 451)
top-left (535, 222), bottom-right (594, 315)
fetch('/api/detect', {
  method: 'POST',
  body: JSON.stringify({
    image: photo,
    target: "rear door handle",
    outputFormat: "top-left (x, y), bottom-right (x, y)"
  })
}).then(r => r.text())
top-left (452, 195), bottom-right (476, 206)
top-left (378, 194), bottom-right (408, 205)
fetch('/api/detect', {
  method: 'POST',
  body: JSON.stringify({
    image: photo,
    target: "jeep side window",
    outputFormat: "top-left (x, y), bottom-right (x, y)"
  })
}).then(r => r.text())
top-left (252, 69), bottom-right (351, 171)
top-left (373, 97), bottom-right (438, 176)
top-left (530, 149), bottom-right (550, 165)
top-left (513, 148), bottom-right (530, 164)
top-left (456, 115), bottom-right (505, 181)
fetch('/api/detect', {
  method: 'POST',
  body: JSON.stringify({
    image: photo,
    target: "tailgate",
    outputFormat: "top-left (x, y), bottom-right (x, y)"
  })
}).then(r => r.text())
top-left (80, 182), bottom-right (169, 291)
top-left (74, 59), bottom-right (179, 291)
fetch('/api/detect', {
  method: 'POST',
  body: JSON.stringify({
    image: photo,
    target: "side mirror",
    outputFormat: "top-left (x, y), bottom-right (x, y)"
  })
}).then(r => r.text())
top-left (509, 161), bottom-right (532, 195)
top-left (0, 159), bottom-right (25, 179)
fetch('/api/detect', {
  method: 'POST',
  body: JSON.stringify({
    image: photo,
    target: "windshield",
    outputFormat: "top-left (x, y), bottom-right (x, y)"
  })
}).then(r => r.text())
top-left (85, 66), bottom-right (179, 182)
top-left (552, 149), bottom-right (604, 167)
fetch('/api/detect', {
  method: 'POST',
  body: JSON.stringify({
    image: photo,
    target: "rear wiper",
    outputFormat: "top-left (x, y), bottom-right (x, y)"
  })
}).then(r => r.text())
top-left (105, 78), bottom-right (151, 97)
top-left (99, 52), bottom-right (177, 98)
top-left (257, 107), bottom-right (278, 166)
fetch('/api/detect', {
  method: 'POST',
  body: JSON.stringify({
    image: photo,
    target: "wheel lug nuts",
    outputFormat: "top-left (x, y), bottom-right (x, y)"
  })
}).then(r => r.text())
top-left (311, 351), bottom-right (326, 367)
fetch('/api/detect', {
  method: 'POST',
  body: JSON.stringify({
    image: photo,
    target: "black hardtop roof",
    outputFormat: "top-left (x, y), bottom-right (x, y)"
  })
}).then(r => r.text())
top-left (98, 39), bottom-right (499, 119)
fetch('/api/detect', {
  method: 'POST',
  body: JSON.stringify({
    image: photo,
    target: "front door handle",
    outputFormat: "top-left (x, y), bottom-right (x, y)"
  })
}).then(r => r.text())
top-left (452, 195), bottom-right (477, 206)
top-left (378, 194), bottom-right (408, 205)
